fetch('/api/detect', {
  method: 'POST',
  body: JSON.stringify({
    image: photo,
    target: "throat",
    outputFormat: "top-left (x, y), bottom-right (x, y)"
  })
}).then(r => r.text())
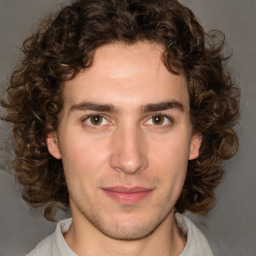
top-left (63, 214), bottom-right (187, 256)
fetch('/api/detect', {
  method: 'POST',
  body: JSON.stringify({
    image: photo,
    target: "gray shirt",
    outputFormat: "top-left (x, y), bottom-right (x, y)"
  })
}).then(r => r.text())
top-left (26, 213), bottom-right (213, 256)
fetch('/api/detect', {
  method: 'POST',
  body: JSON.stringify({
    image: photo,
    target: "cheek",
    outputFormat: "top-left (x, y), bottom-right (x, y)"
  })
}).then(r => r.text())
top-left (150, 135), bottom-right (191, 170)
top-left (148, 135), bottom-right (190, 192)
top-left (60, 133), bottom-right (110, 178)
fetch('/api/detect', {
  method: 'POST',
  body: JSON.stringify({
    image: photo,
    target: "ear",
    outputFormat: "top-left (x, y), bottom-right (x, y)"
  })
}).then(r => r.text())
top-left (46, 133), bottom-right (62, 159)
top-left (189, 131), bottom-right (202, 160)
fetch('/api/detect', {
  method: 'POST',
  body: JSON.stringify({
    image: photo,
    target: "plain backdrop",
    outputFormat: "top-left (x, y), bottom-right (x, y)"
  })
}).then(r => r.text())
top-left (0, 0), bottom-right (255, 255)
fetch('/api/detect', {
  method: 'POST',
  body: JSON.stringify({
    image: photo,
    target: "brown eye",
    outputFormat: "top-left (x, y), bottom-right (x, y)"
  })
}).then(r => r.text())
top-left (144, 114), bottom-right (171, 127)
top-left (87, 115), bottom-right (104, 125)
top-left (90, 115), bottom-right (102, 125)
top-left (152, 115), bottom-right (165, 125)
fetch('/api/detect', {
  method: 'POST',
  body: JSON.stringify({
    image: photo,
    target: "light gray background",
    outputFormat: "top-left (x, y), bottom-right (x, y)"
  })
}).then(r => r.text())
top-left (0, 0), bottom-right (255, 255)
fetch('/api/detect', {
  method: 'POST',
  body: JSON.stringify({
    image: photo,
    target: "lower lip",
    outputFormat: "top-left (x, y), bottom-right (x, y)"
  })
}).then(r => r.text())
top-left (103, 190), bottom-right (153, 205)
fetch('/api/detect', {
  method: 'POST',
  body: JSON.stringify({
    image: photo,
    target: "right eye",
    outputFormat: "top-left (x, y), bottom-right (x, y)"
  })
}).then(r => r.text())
top-left (83, 115), bottom-right (109, 126)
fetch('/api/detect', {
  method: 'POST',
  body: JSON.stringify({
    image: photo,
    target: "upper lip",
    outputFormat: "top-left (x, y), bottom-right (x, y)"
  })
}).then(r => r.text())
top-left (102, 186), bottom-right (153, 193)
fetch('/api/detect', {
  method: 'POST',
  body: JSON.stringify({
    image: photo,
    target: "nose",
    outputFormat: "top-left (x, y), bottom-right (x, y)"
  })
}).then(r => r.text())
top-left (110, 125), bottom-right (148, 175)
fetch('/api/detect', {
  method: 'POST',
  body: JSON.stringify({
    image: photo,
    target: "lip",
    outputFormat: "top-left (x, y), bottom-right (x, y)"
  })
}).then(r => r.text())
top-left (102, 186), bottom-right (154, 205)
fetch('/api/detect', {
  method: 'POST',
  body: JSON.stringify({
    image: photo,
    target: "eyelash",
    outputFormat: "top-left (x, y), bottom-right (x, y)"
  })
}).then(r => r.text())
top-left (81, 114), bottom-right (173, 128)
top-left (144, 114), bottom-right (173, 127)
top-left (82, 114), bottom-right (111, 127)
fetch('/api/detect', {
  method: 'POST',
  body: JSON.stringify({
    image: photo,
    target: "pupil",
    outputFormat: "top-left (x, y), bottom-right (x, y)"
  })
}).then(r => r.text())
top-left (154, 115), bottom-right (164, 125)
top-left (91, 116), bottom-right (102, 125)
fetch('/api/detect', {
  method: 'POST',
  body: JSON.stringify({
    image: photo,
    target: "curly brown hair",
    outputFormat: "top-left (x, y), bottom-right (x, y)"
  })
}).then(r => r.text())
top-left (1, 0), bottom-right (239, 221)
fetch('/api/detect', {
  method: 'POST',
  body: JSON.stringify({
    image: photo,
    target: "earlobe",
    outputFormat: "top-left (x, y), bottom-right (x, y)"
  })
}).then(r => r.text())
top-left (46, 133), bottom-right (62, 159)
top-left (189, 132), bottom-right (202, 160)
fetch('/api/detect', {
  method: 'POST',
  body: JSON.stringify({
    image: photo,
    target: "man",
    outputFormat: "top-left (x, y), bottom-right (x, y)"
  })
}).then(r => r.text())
top-left (1, 0), bottom-right (239, 255)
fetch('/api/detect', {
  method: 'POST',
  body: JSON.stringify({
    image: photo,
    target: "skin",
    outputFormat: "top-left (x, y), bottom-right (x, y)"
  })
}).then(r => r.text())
top-left (47, 42), bottom-right (201, 256)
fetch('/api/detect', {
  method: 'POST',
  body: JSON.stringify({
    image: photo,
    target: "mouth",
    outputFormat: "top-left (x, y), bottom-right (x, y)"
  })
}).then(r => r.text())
top-left (102, 186), bottom-right (154, 205)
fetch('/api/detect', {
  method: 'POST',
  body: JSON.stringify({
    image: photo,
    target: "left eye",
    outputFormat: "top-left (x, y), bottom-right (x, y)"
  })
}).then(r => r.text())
top-left (84, 115), bottom-right (109, 126)
top-left (145, 115), bottom-right (171, 126)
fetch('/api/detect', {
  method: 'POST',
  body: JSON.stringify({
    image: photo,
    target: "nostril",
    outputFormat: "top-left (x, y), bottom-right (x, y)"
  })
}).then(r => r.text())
top-left (110, 147), bottom-right (149, 174)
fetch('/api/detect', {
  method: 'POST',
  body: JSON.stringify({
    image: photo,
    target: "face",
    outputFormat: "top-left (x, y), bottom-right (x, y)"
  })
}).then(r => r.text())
top-left (47, 42), bottom-right (200, 241)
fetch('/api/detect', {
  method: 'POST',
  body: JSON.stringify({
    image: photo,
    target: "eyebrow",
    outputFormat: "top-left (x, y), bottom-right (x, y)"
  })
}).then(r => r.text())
top-left (69, 102), bottom-right (118, 113)
top-left (142, 100), bottom-right (184, 113)
top-left (69, 100), bottom-right (184, 114)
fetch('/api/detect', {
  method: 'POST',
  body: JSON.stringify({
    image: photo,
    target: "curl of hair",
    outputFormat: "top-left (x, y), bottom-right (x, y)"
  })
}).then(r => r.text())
top-left (1, 0), bottom-right (239, 220)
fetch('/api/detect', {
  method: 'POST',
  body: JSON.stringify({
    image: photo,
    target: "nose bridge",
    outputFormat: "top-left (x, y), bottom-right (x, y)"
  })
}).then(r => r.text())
top-left (110, 121), bottom-right (148, 174)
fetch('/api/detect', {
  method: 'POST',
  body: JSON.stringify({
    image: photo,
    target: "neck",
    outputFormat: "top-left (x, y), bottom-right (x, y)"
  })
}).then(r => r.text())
top-left (64, 211), bottom-right (186, 256)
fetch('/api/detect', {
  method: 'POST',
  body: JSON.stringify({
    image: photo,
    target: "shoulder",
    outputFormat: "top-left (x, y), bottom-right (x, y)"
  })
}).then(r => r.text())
top-left (175, 213), bottom-right (214, 256)
top-left (26, 218), bottom-right (73, 256)
top-left (26, 233), bottom-right (54, 256)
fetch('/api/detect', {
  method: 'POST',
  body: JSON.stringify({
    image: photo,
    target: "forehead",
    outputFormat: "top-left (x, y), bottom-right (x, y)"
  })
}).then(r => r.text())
top-left (63, 42), bottom-right (189, 112)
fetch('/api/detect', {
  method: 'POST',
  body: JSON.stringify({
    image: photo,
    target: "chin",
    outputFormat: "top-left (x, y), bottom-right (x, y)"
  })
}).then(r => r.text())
top-left (98, 223), bottom-right (156, 241)
top-left (90, 212), bottom-right (169, 241)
